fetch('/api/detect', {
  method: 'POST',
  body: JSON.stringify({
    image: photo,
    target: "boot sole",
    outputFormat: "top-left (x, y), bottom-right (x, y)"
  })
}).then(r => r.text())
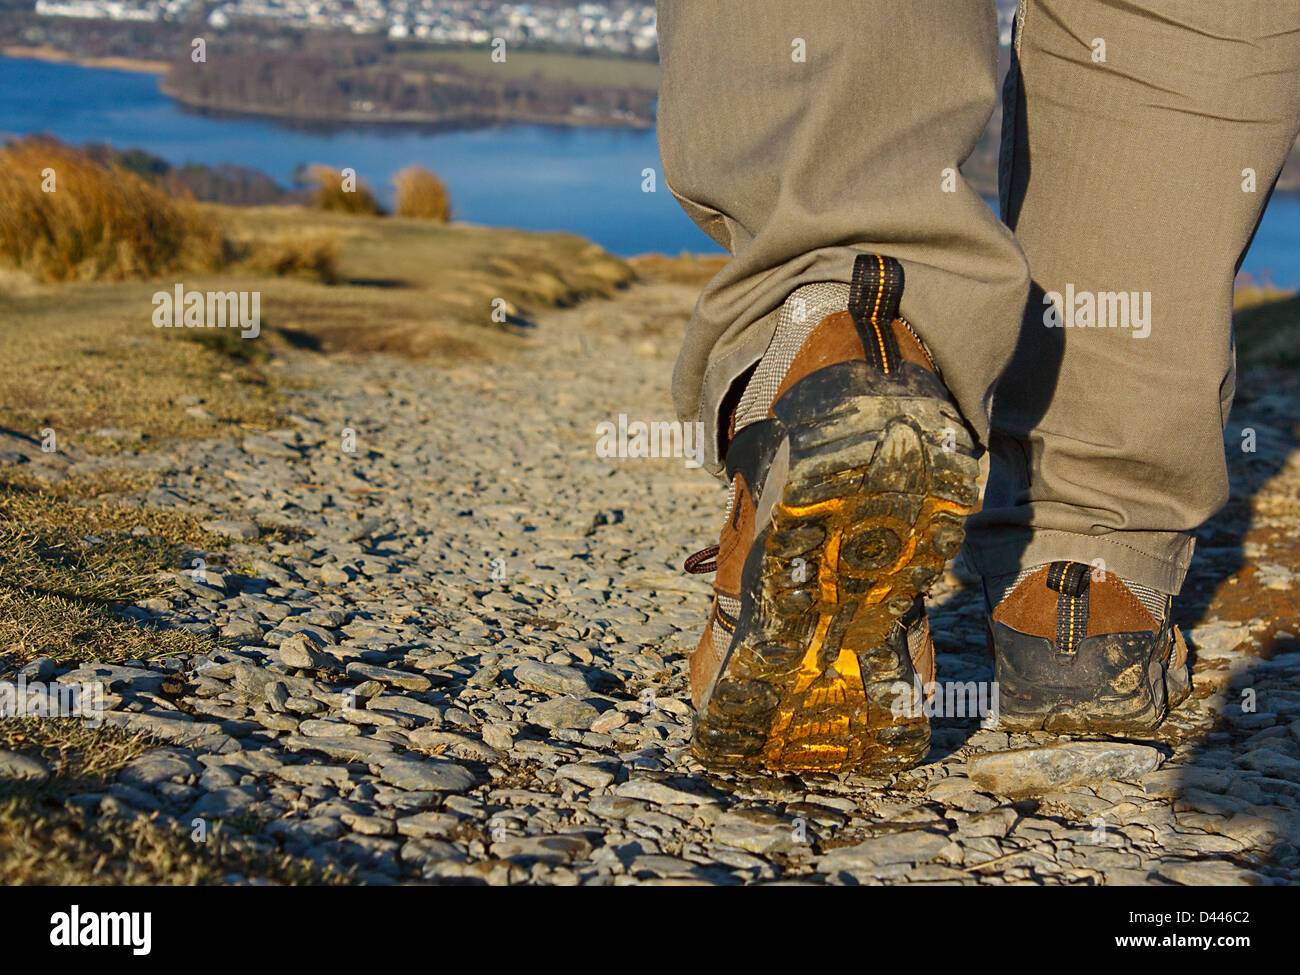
top-left (693, 365), bottom-right (979, 775)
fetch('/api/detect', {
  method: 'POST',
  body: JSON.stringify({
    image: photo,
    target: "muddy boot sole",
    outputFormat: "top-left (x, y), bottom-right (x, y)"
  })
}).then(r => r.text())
top-left (692, 361), bottom-right (979, 775)
top-left (991, 620), bottom-right (1186, 734)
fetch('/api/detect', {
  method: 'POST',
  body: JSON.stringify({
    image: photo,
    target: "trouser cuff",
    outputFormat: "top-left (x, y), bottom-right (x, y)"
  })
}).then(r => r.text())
top-left (961, 527), bottom-right (1195, 596)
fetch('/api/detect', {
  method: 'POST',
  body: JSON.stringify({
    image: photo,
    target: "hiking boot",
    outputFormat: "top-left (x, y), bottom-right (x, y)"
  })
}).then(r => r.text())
top-left (684, 254), bottom-right (980, 775)
top-left (986, 561), bottom-right (1192, 733)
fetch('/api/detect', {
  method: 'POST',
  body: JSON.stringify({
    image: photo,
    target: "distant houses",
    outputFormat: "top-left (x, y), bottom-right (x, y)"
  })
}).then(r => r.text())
top-left (31, 0), bottom-right (660, 55)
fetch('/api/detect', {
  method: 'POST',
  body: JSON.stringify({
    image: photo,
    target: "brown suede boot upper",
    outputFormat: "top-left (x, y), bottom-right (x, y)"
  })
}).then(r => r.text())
top-left (992, 564), bottom-right (1159, 645)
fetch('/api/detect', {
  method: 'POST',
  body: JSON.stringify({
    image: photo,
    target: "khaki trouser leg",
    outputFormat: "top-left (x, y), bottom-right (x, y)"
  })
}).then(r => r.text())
top-left (656, 0), bottom-right (1030, 474)
top-left (964, 0), bottom-right (1300, 594)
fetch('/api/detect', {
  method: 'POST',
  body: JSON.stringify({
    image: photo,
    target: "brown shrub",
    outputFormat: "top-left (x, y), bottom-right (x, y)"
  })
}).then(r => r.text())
top-left (237, 232), bottom-right (341, 283)
top-left (0, 136), bottom-right (227, 282)
top-left (393, 164), bottom-right (452, 222)
top-left (307, 164), bottom-right (383, 215)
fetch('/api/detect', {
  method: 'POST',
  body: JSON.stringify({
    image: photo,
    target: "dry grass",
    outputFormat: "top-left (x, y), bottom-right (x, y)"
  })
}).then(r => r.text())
top-left (0, 801), bottom-right (350, 885)
top-left (0, 468), bottom-right (239, 665)
top-left (0, 588), bottom-right (216, 667)
top-left (213, 204), bottom-right (635, 356)
top-left (393, 165), bottom-right (451, 222)
top-left (0, 193), bottom-right (635, 449)
top-left (0, 718), bottom-right (348, 885)
top-left (629, 252), bottom-right (727, 286)
top-left (0, 277), bottom-right (283, 452)
top-left (308, 164), bottom-right (383, 215)
top-left (0, 136), bottom-right (228, 283)
top-left (0, 719), bottom-right (154, 786)
top-left (234, 231), bottom-right (341, 283)
top-left (0, 137), bottom-right (335, 288)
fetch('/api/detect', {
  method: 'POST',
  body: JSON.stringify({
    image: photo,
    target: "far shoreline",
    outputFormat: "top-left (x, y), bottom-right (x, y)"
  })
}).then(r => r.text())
top-left (1, 48), bottom-right (653, 132)
top-left (2, 45), bottom-right (168, 74)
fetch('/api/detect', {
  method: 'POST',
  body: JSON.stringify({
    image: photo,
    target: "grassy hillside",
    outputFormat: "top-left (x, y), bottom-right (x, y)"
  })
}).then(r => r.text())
top-left (0, 201), bottom-right (632, 451)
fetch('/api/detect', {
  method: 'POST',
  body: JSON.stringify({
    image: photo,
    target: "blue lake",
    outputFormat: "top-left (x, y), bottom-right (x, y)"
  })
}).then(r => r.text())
top-left (1, 54), bottom-right (1297, 286)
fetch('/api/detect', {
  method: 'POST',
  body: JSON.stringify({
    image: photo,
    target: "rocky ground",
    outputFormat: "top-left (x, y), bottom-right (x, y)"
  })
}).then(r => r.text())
top-left (4, 280), bottom-right (1299, 885)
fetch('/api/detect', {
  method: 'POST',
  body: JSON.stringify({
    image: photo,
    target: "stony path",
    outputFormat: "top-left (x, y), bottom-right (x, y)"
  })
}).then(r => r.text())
top-left (17, 282), bottom-right (1300, 884)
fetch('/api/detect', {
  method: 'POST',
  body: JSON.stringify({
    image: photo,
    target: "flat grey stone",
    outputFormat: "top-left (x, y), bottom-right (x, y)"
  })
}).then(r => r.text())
top-left (268, 817), bottom-right (347, 845)
top-left (346, 662), bottom-right (431, 692)
top-left (588, 796), bottom-right (649, 820)
top-left (628, 854), bottom-right (715, 881)
top-left (274, 764), bottom-right (353, 788)
top-left (118, 751), bottom-right (202, 787)
top-left (527, 697), bottom-right (598, 731)
top-left (275, 620), bottom-right (339, 646)
top-left (491, 834), bottom-right (592, 864)
top-left (318, 565), bottom-right (353, 585)
top-left (100, 712), bottom-right (227, 749)
top-left (1237, 747), bottom-right (1300, 777)
top-left (819, 830), bottom-right (953, 871)
top-left (555, 763), bottom-right (615, 790)
top-left (514, 659), bottom-right (589, 696)
top-left (59, 664), bottom-right (165, 693)
top-left (201, 519), bottom-right (260, 541)
top-left (18, 657), bottom-right (55, 682)
top-left (277, 632), bottom-right (336, 670)
top-left (590, 710), bottom-right (628, 733)
top-left (1156, 860), bottom-right (1265, 886)
top-left (378, 758), bottom-right (478, 793)
top-left (221, 618), bottom-right (263, 642)
top-left (342, 813), bottom-right (396, 836)
top-left (962, 807), bottom-right (1018, 839)
top-left (299, 719), bottom-right (359, 738)
top-left (187, 786), bottom-right (258, 819)
top-left (0, 750), bottom-right (50, 782)
top-left (712, 820), bottom-right (803, 856)
top-left (174, 572), bottom-right (227, 599)
top-left (481, 724), bottom-right (514, 750)
top-left (229, 663), bottom-right (319, 704)
top-left (302, 608), bottom-right (347, 628)
top-left (243, 434), bottom-right (302, 460)
top-left (281, 735), bottom-right (394, 763)
top-left (396, 811), bottom-right (463, 839)
top-left (107, 783), bottom-right (162, 812)
top-left (368, 695), bottom-right (442, 721)
top-left (968, 743), bottom-right (1163, 797)
top-left (614, 779), bottom-right (710, 806)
